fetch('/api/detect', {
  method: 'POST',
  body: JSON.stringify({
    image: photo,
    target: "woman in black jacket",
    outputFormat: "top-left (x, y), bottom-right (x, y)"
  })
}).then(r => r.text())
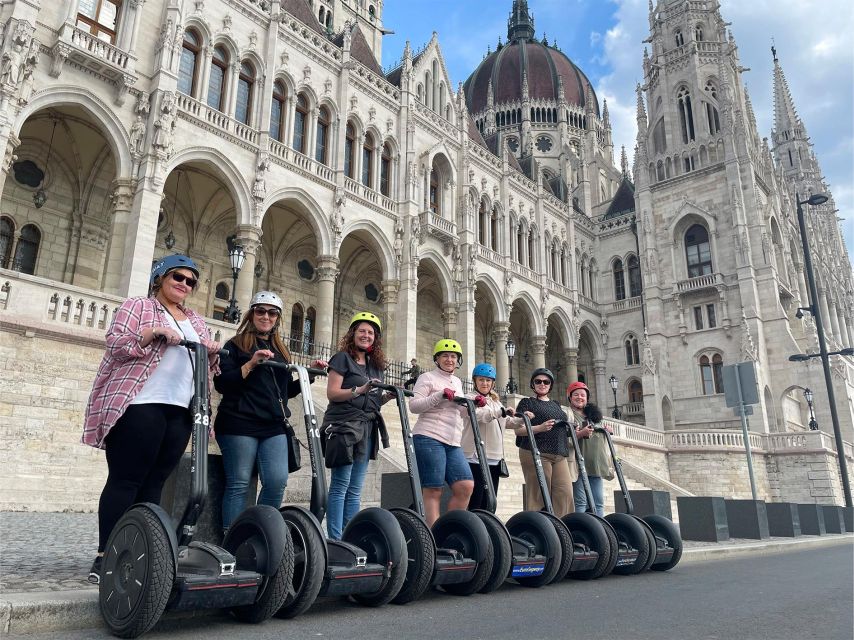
top-left (214, 291), bottom-right (326, 532)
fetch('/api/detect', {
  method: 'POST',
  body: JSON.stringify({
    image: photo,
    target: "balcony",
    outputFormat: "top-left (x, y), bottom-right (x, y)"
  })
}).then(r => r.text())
top-left (476, 244), bottom-right (504, 266)
top-left (510, 261), bottom-right (541, 285)
top-left (344, 177), bottom-right (396, 216)
top-left (270, 139), bottom-right (335, 184)
top-left (51, 26), bottom-right (137, 103)
top-left (175, 94), bottom-right (259, 146)
top-left (675, 272), bottom-right (724, 295)
top-left (611, 296), bottom-right (642, 313)
top-left (622, 401), bottom-right (644, 417)
top-left (419, 209), bottom-right (457, 248)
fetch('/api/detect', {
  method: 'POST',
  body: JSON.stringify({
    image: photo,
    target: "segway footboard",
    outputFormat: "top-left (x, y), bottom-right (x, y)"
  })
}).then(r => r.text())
top-left (505, 511), bottom-right (559, 587)
top-left (432, 510), bottom-right (494, 595)
top-left (643, 515), bottom-right (683, 571)
top-left (561, 512), bottom-right (616, 580)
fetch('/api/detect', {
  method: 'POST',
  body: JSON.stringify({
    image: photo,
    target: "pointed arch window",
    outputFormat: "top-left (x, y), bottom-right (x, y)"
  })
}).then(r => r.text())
top-left (490, 206), bottom-right (499, 252)
top-left (380, 143), bottom-right (392, 196)
top-left (517, 225), bottom-right (525, 264)
top-left (704, 81), bottom-right (720, 135)
top-left (12, 224), bottom-right (40, 274)
top-left (588, 262), bottom-right (596, 301)
top-left (675, 29), bottom-right (684, 47)
top-left (316, 106), bottom-right (330, 165)
top-left (628, 255), bottom-right (642, 297)
top-left (178, 29), bottom-right (201, 96)
top-left (290, 303), bottom-right (305, 353)
top-left (77, 0), bottom-right (121, 44)
top-left (235, 61), bottom-right (255, 125)
top-left (207, 46), bottom-right (228, 111)
top-left (700, 353), bottom-right (724, 395)
top-left (0, 216), bottom-right (14, 269)
top-left (303, 307), bottom-right (316, 353)
top-left (677, 86), bottom-right (696, 144)
top-left (613, 259), bottom-right (626, 301)
top-left (429, 170), bottom-right (440, 215)
top-left (293, 93), bottom-right (309, 154)
top-left (527, 229), bottom-right (536, 270)
top-left (629, 380), bottom-right (643, 403)
top-left (694, 24), bottom-right (704, 42)
top-left (344, 122), bottom-right (356, 179)
top-left (478, 200), bottom-right (487, 245)
top-left (271, 81), bottom-right (287, 142)
top-left (685, 224), bottom-right (712, 277)
top-left (362, 133), bottom-right (375, 188)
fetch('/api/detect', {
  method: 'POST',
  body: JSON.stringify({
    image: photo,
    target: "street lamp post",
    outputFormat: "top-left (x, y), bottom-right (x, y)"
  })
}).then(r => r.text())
top-left (609, 374), bottom-right (620, 419)
top-left (803, 388), bottom-right (819, 431)
top-left (792, 192), bottom-right (852, 507)
top-left (506, 338), bottom-right (517, 395)
top-left (224, 240), bottom-right (246, 324)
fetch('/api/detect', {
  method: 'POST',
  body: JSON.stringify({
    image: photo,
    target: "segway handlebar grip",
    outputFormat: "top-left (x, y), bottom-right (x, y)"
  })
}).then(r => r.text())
top-left (306, 367), bottom-right (328, 377)
top-left (177, 339), bottom-right (229, 356)
top-left (370, 382), bottom-right (414, 397)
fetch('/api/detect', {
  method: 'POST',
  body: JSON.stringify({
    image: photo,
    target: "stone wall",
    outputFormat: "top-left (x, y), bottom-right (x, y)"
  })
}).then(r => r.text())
top-left (668, 451), bottom-right (772, 499)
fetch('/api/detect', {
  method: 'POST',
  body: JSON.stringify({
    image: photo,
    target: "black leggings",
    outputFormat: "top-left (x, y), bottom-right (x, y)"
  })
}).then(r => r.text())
top-left (98, 404), bottom-right (192, 551)
top-left (467, 462), bottom-right (501, 511)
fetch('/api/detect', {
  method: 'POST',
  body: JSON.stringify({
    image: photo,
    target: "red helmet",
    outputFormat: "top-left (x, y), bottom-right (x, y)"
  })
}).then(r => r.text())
top-left (567, 381), bottom-right (589, 400)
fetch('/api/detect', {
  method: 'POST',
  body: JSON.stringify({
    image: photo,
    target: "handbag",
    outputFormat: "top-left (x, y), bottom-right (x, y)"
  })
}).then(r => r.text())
top-left (498, 458), bottom-right (510, 478)
top-left (271, 365), bottom-right (302, 473)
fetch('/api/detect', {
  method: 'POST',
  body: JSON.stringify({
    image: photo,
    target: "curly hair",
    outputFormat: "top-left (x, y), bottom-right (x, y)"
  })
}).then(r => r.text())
top-left (337, 322), bottom-right (387, 371)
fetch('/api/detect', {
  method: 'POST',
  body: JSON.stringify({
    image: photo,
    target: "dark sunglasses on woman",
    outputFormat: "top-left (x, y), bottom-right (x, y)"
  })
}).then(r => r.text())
top-left (169, 272), bottom-right (198, 288)
top-left (253, 307), bottom-right (281, 318)
top-left (533, 379), bottom-right (552, 385)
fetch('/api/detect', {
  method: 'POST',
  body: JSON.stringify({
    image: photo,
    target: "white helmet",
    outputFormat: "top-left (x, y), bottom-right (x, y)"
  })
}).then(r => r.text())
top-left (250, 291), bottom-right (283, 312)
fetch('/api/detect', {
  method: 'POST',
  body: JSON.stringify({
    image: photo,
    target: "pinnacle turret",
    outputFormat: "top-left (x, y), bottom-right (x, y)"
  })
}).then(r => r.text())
top-left (507, 0), bottom-right (535, 42)
top-left (772, 48), bottom-right (807, 144)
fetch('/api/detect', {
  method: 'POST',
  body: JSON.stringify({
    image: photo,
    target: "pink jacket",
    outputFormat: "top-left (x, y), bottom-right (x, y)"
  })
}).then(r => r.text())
top-left (82, 296), bottom-right (218, 449)
top-left (409, 367), bottom-right (466, 446)
top-left (461, 394), bottom-right (523, 462)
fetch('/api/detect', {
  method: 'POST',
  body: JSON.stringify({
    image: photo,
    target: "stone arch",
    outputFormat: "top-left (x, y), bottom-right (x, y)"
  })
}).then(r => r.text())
top-left (238, 49), bottom-right (266, 80)
top-left (210, 33), bottom-right (240, 62)
top-left (166, 147), bottom-right (252, 229)
top-left (579, 320), bottom-right (602, 361)
top-left (670, 208), bottom-right (716, 245)
top-left (295, 84), bottom-right (320, 111)
top-left (662, 395), bottom-right (675, 430)
top-left (510, 291), bottom-right (544, 335)
top-left (418, 249), bottom-right (455, 303)
top-left (272, 70), bottom-right (297, 96)
top-left (17, 86), bottom-right (132, 177)
top-left (261, 185), bottom-right (332, 255)
top-left (339, 219), bottom-right (396, 280)
top-left (317, 95), bottom-right (339, 121)
top-left (182, 16), bottom-right (213, 44)
top-left (546, 306), bottom-right (576, 349)
top-left (779, 384), bottom-right (809, 431)
top-left (763, 385), bottom-right (778, 432)
top-left (475, 273), bottom-right (507, 323)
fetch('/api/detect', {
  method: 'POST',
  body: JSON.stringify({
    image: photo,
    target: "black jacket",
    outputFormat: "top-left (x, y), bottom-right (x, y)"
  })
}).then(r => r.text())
top-left (322, 414), bottom-right (390, 468)
top-left (214, 338), bottom-right (302, 438)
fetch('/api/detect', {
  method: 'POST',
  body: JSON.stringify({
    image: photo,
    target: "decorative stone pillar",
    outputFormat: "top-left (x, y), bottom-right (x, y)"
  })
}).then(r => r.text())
top-left (234, 224), bottom-right (262, 314)
top-left (819, 288), bottom-right (833, 338)
top-left (315, 255), bottom-right (339, 348)
top-left (0, 133), bottom-right (21, 202)
top-left (72, 217), bottom-right (109, 289)
top-left (835, 308), bottom-right (848, 348)
top-left (828, 299), bottom-right (841, 344)
top-left (456, 297), bottom-right (476, 378)
top-left (493, 321), bottom-right (510, 393)
top-left (381, 279), bottom-right (400, 361)
top-left (593, 362), bottom-right (607, 409)
top-left (119, 170), bottom-right (165, 297)
top-left (564, 347), bottom-right (578, 383)
top-left (394, 267), bottom-right (419, 365)
top-left (103, 178), bottom-right (137, 294)
top-left (442, 303), bottom-right (458, 339)
top-left (226, 62), bottom-right (240, 116)
top-left (531, 334), bottom-right (547, 370)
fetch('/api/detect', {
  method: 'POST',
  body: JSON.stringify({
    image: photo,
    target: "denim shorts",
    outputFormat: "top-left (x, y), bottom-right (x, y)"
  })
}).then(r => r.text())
top-left (413, 435), bottom-right (473, 488)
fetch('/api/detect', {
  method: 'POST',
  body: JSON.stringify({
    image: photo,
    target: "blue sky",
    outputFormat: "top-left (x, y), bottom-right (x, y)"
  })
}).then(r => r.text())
top-left (380, 0), bottom-right (854, 260)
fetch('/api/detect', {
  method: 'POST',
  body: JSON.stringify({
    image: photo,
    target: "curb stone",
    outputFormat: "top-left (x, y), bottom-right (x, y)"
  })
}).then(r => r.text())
top-left (3, 533), bottom-right (852, 635)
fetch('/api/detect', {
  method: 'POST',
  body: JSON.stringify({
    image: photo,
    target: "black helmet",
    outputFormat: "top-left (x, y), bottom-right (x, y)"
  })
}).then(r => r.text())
top-left (529, 367), bottom-right (555, 390)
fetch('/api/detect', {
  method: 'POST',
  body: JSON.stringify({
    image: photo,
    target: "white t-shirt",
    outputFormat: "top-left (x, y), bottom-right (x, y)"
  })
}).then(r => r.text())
top-left (131, 316), bottom-right (200, 407)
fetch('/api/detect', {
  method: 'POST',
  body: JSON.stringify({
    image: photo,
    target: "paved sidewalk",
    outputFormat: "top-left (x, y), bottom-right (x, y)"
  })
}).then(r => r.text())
top-left (1, 511), bottom-right (851, 635)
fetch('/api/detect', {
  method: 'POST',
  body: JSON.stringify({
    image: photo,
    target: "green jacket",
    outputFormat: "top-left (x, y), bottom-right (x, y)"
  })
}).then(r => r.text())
top-left (571, 409), bottom-right (614, 480)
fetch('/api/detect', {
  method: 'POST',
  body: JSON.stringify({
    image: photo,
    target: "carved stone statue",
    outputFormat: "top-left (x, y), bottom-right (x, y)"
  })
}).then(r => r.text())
top-left (129, 115), bottom-right (146, 156)
top-left (253, 156), bottom-right (270, 201)
top-left (152, 92), bottom-right (176, 155)
top-left (393, 216), bottom-right (404, 265)
top-left (1, 29), bottom-right (29, 87)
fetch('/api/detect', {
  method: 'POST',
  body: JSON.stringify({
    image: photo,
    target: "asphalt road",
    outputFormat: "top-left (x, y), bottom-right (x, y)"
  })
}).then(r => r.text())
top-left (13, 544), bottom-right (854, 640)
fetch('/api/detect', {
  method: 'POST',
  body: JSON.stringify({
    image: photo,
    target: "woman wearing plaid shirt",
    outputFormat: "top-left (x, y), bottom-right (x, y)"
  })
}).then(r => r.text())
top-left (82, 254), bottom-right (220, 584)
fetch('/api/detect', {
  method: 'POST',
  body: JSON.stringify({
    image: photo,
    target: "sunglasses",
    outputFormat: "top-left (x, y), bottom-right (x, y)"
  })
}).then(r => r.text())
top-left (169, 272), bottom-right (198, 288)
top-left (253, 307), bottom-right (281, 318)
top-left (533, 379), bottom-right (552, 385)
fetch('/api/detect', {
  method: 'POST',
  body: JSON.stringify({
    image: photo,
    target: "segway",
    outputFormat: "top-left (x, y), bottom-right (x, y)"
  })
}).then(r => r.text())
top-left (594, 425), bottom-right (683, 571)
top-left (99, 342), bottom-right (294, 638)
top-left (256, 362), bottom-right (408, 619)
top-left (564, 416), bottom-right (650, 576)
top-left (454, 397), bottom-right (565, 590)
top-left (372, 383), bottom-right (494, 603)
top-left (519, 414), bottom-right (613, 580)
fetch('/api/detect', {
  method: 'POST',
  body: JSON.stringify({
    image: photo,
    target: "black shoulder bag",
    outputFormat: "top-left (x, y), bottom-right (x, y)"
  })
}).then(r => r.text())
top-left (270, 367), bottom-right (303, 473)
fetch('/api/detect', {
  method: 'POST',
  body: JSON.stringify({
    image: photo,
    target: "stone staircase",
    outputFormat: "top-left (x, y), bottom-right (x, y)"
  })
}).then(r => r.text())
top-left (281, 379), bottom-right (689, 524)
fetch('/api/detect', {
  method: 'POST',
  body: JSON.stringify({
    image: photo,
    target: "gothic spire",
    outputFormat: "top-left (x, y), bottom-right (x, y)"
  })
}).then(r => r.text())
top-left (620, 145), bottom-right (630, 179)
top-left (508, 0), bottom-right (535, 42)
top-left (772, 48), bottom-right (807, 143)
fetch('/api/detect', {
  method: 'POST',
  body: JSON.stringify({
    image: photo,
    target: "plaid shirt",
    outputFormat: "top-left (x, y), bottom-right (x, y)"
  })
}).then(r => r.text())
top-left (82, 296), bottom-right (218, 449)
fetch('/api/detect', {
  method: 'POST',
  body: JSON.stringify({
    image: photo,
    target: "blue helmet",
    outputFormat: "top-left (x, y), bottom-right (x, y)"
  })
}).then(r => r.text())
top-left (472, 363), bottom-right (497, 380)
top-left (150, 254), bottom-right (200, 285)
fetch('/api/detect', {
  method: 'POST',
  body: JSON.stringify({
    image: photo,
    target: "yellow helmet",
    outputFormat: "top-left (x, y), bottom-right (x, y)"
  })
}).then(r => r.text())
top-left (349, 311), bottom-right (382, 335)
top-left (432, 338), bottom-right (463, 363)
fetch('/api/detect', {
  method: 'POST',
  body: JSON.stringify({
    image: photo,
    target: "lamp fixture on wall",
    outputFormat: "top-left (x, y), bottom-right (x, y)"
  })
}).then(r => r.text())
top-left (33, 118), bottom-right (57, 209)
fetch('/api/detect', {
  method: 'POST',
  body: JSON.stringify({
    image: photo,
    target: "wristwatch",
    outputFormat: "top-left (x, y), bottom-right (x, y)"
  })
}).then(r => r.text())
top-left (351, 387), bottom-right (360, 397)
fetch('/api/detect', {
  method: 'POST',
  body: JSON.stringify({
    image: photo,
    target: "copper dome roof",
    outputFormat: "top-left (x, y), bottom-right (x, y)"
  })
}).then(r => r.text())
top-left (463, 1), bottom-right (599, 118)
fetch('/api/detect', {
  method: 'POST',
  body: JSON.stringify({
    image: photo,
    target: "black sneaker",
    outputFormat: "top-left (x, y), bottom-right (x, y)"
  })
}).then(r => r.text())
top-left (88, 556), bottom-right (102, 585)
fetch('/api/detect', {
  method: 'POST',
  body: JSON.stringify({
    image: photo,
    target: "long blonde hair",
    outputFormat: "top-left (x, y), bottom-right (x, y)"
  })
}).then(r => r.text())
top-left (232, 307), bottom-right (291, 361)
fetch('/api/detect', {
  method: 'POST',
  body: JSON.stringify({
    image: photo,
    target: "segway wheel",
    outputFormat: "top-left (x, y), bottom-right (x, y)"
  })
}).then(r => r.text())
top-left (561, 512), bottom-right (613, 580)
top-left (99, 506), bottom-right (174, 639)
top-left (473, 511), bottom-right (512, 594)
top-left (644, 515), bottom-right (683, 571)
top-left (224, 510), bottom-right (295, 623)
top-left (539, 511), bottom-right (574, 583)
top-left (506, 511), bottom-right (562, 588)
top-left (390, 509), bottom-right (435, 605)
top-left (275, 509), bottom-right (325, 619)
top-left (639, 522), bottom-right (657, 572)
top-left (345, 508), bottom-right (408, 607)
top-left (605, 513), bottom-right (651, 576)
top-left (433, 510), bottom-right (494, 596)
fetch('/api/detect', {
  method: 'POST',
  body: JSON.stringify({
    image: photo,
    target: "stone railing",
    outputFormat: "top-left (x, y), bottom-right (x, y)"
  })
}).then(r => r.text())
top-left (604, 418), bottom-right (667, 450)
top-left (622, 401), bottom-right (644, 416)
top-left (268, 139), bottom-right (335, 183)
top-left (476, 244), bottom-right (504, 265)
top-left (669, 428), bottom-right (854, 459)
top-left (510, 261), bottom-right (540, 285)
top-left (548, 281), bottom-right (573, 299)
top-left (343, 177), bottom-right (396, 214)
top-left (69, 26), bottom-right (133, 73)
top-left (675, 272), bottom-right (723, 294)
top-left (419, 210), bottom-right (456, 244)
top-left (611, 296), bottom-right (642, 312)
top-left (669, 429), bottom-right (764, 451)
top-left (176, 93), bottom-right (259, 145)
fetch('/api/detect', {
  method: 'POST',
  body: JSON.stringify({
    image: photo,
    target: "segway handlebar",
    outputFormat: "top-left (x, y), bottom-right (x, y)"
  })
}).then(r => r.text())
top-left (559, 420), bottom-right (597, 515)
top-left (519, 413), bottom-right (555, 515)
top-left (178, 339), bottom-right (230, 357)
top-left (452, 396), bottom-right (497, 514)
top-left (370, 382), bottom-right (414, 397)
top-left (256, 360), bottom-right (328, 378)
top-left (592, 425), bottom-right (633, 514)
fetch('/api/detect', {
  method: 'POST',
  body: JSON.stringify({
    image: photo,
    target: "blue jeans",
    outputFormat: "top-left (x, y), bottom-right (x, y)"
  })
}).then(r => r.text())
top-left (573, 475), bottom-right (605, 517)
top-left (217, 434), bottom-right (289, 530)
top-left (326, 435), bottom-right (372, 540)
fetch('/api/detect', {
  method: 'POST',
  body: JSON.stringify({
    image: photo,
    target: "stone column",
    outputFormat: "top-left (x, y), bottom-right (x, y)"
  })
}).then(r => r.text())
top-left (457, 296), bottom-right (476, 378)
top-left (819, 289), bottom-right (833, 338)
top-left (72, 217), bottom-right (109, 289)
top-left (381, 279), bottom-right (400, 361)
top-left (442, 302), bottom-right (458, 340)
top-left (394, 273), bottom-right (419, 366)
top-left (103, 178), bottom-right (137, 294)
top-left (493, 321), bottom-right (510, 393)
top-left (829, 299), bottom-right (842, 344)
top-left (0, 133), bottom-right (22, 208)
top-left (119, 169), bottom-right (165, 297)
top-left (593, 362), bottom-right (607, 410)
top-left (226, 62), bottom-right (239, 116)
top-left (198, 48), bottom-right (213, 102)
top-left (835, 308), bottom-right (848, 348)
top-left (315, 255), bottom-right (339, 348)
top-left (531, 334), bottom-right (547, 370)
top-left (564, 347), bottom-right (578, 383)
top-left (234, 224), bottom-right (263, 314)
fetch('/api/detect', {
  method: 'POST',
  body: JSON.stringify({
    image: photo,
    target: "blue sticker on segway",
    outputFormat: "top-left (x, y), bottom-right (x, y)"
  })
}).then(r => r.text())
top-left (511, 562), bottom-right (545, 578)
